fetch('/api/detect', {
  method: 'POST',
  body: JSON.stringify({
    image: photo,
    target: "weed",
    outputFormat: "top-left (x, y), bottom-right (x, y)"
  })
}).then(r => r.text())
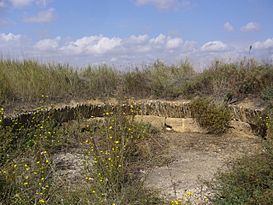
top-left (81, 104), bottom-right (163, 204)
top-left (0, 110), bottom-right (59, 204)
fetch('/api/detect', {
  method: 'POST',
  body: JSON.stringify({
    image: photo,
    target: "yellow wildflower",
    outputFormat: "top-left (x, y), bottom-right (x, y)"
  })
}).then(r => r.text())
top-left (39, 199), bottom-right (46, 203)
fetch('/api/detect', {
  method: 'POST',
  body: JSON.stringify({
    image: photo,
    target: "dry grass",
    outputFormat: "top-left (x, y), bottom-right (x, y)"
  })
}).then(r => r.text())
top-left (1, 59), bottom-right (273, 108)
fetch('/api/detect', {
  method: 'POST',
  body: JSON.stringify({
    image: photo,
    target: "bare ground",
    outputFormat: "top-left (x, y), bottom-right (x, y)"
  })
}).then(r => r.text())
top-left (135, 116), bottom-right (262, 203)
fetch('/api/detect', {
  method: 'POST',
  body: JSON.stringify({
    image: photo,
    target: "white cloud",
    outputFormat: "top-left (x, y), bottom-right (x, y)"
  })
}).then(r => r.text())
top-left (166, 37), bottom-right (183, 49)
top-left (224, 22), bottom-right (234, 32)
top-left (150, 34), bottom-right (166, 45)
top-left (24, 8), bottom-right (54, 23)
top-left (59, 34), bottom-right (189, 64)
top-left (62, 34), bottom-right (184, 55)
top-left (0, 33), bottom-right (24, 55)
top-left (34, 37), bottom-right (60, 51)
top-left (183, 40), bottom-right (197, 51)
top-left (2, 33), bottom-right (273, 70)
top-left (253, 38), bottom-right (273, 49)
top-left (201, 41), bottom-right (227, 52)
top-left (127, 34), bottom-right (149, 44)
top-left (0, 32), bottom-right (21, 41)
top-left (135, 0), bottom-right (190, 9)
top-left (91, 37), bottom-right (122, 54)
top-left (9, 0), bottom-right (33, 8)
top-left (124, 35), bottom-right (150, 53)
top-left (63, 36), bottom-right (99, 54)
top-left (7, 0), bottom-right (49, 8)
top-left (241, 22), bottom-right (259, 32)
top-left (62, 35), bottom-right (122, 55)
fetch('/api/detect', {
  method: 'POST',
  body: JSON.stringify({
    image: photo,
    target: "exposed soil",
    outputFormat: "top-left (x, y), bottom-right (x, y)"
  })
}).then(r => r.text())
top-left (140, 117), bottom-right (262, 203)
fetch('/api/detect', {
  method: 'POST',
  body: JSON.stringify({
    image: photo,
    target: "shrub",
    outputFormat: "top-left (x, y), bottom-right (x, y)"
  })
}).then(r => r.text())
top-left (147, 60), bottom-right (196, 98)
top-left (182, 60), bottom-right (273, 100)
top-left (182, 71), bottom-right (213, 98)
top-left (0, 105), bottom-right (164, 204)
top-left (81, 105), bottom-right (163, 204)
top-left (262, 86), bottom-right (273, 102)
top-left (208, 153), bottom-right (273, 205)
top-left (251, 104), bottom-right (273, 139)
top-left (190, 97), bottom-right (231, 134)
top-left (123, 68), bottom-right (152, 98)
top-left (0, 123), bottom-right (48, 205)
top-left (208, 106), bottom-right (273, 205)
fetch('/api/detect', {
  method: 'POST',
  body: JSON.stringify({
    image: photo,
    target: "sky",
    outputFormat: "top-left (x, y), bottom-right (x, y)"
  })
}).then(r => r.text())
top-left (0, 0), bottom-right (273, 69)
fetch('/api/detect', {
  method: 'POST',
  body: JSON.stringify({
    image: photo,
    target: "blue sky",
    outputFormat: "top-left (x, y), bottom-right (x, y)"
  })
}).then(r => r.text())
top-left (0, 0), bottom-right (273, 69)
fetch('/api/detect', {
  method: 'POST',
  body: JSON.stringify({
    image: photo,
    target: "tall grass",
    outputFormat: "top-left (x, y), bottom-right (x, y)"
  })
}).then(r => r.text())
top-left (0, 60), bottom-right (82, 103)
top-left (80, 65), bottom-right (120, 98)
top-left (0, 58), bottom-right (273, 107)
top-left (183, 60), bottom-right (273, 100)
top-left (147, 60), bottom-right (196, 98)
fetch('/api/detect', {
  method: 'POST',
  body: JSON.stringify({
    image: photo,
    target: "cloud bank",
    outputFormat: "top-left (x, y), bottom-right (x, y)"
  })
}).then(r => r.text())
top-left (0, 32), bottom-right (272, 69)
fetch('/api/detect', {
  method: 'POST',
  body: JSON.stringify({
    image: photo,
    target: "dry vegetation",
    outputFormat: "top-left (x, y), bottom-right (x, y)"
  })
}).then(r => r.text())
top-left (1, 59), bottom-right (272, 106)
top-left (0, 104), bottom-right (165, 204)
top-left (0, 58), bottom-right (273, 204)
